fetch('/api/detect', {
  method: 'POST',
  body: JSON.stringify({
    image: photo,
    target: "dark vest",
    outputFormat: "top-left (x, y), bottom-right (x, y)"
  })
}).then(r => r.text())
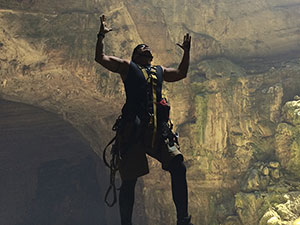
top-left (122, 61), bottom-right (163, 123)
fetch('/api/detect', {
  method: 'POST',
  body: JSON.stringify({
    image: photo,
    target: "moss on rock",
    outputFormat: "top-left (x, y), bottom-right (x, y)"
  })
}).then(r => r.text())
top-left (276, 122), bottom-right (300, 178)
top-left (190, 94), bottom-right (208, 149)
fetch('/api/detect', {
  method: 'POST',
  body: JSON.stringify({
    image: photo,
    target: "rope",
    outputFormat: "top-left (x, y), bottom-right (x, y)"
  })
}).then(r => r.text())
top-left (103, 116), bottom-right (122, 207)
top-left (102, 136), bottom-right (116, 168)
top-left (104, 148), bottom-right (119, 207)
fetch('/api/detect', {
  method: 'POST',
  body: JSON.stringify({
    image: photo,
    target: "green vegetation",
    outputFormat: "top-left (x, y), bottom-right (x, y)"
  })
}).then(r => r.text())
top-left (191, 94), bottom-right (208, 147)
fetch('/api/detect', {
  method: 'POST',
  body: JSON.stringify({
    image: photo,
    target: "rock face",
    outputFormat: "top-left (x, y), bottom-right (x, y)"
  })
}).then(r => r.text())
top-left (0, 100), bottom-right (118, 225)
top-left (0, 0), bottom-right (300, 225)
top-left (172, 63), bottom-right (300, 225)
top-left (276, 100), bottom-right (300, 178)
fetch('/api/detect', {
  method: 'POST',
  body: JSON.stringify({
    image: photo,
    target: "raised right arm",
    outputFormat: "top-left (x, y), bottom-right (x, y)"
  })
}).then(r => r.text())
top-left (95, 15), bottom-right (129, 80)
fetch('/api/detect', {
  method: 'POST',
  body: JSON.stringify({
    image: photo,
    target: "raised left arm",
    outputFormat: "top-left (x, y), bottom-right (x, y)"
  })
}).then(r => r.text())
top-left (163, 33), bottom-right (191, 82)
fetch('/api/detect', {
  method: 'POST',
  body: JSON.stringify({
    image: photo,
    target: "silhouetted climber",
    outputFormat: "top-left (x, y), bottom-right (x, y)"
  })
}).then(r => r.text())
top-left (95, 15), bottom-right (193, 225)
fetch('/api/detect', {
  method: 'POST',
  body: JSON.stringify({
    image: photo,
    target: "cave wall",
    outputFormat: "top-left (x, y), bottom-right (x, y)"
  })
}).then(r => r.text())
top-left (0, 99), bottom-right (121, 225)
top-left (0, 0), bottom-right (300, 225)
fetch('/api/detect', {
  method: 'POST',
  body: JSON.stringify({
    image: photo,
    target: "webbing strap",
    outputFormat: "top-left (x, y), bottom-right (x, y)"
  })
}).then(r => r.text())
top-left (140, 66), bottom-right (158, 147)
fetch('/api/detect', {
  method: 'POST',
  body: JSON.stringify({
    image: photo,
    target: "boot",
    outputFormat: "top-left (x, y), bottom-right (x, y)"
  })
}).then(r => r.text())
top-left (177, 215), bottom-right (193, 225)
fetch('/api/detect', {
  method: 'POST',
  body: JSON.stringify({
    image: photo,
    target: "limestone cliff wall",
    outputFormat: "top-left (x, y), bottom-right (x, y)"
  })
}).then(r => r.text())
top-left (1, 0), bottom-right (300, 225)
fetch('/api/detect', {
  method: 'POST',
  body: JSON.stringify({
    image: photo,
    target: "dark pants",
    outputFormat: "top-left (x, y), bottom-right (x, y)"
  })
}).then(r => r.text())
top-left (119, 158), bottom-right (188, 225)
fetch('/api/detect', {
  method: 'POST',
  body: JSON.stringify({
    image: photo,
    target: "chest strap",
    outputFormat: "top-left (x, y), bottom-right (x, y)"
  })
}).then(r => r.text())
top-left (139, 65), bottom-right (158, 147)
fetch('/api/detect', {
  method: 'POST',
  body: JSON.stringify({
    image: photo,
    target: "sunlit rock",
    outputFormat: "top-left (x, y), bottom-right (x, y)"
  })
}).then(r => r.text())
top-left (1, 0), bottom-right (300, 224)
top-left (270, 169), bottom-right (280, 180)
top-left (269, 161), bottom-right (280, 169)
top-left (282, 100), bottom-right (300, 125)
top-left (293, 218), bottom-right (300, 225)
top-left (263, 167), bottom-right (270, 176)
top-left (235, 192), bottom-right (287, 225)
top-left (276, 102), bottom-right (300, 178)
top-left (266, 216), bottom-right (280, 225)
top-left (259, 210), bottom-right (281, 225)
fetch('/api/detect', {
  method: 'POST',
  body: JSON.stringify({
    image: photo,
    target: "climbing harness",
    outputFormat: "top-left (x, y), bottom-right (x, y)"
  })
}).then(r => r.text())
top-left (102, 65), bottom-right (180, 207)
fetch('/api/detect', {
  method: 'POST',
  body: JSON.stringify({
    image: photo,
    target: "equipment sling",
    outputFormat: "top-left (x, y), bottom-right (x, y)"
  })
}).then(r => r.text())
top-left (138, 65), bottom-right (158, 147)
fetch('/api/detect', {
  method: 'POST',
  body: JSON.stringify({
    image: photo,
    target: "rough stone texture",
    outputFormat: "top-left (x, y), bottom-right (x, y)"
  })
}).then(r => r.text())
top-left (259, 210), bottom-right (281, 225)
top-left (282, 100), bottom-right (300, 125)
top-left (0, 100), bottom-right (117, 225)
top-left (232, 162), bottom-right (300, 225)
top-left (276, 100), bottom-right (300, 179)
top-left (0, 0), bottom-right (300, 225)
top-left (293, 218), bottom-right (300, 225)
